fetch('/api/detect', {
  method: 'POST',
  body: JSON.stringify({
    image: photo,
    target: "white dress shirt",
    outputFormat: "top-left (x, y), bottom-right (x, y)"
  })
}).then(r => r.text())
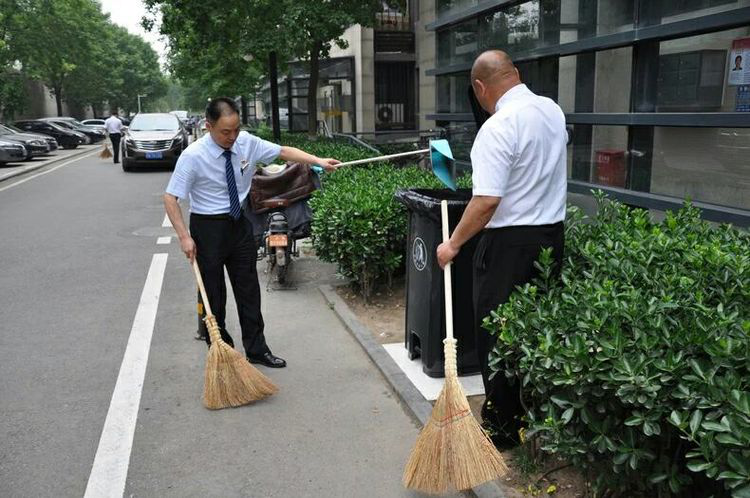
top-left (470, 84), bottom-right (567, 228)
top-left (103, 116), bottom-right (123, 134)
top-left (165, 131), bottom-right (281, 215)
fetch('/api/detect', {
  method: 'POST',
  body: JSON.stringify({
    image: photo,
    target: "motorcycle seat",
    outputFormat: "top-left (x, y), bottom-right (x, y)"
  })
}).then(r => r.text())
top-left (259, 198), bottom-right (291, 210)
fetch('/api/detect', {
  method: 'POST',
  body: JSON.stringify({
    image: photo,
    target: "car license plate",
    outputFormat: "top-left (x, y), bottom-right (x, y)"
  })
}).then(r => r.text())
top-left (145, 151), bottom-right (163, 159)
top-left (268, 234), bottom-right (288, 247)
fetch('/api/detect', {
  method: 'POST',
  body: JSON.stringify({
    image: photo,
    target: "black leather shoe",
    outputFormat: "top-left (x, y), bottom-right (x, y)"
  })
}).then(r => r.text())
top-left (247, 352), bottom-right (286, 368)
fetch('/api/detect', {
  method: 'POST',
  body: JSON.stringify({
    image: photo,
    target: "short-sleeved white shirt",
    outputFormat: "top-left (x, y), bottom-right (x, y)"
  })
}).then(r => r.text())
top-left (104, 115), bottom-right (123, 134)
top-left (165, 131), bottom-right (281, 215)
top-left (470, 84), bottom-right (567, 228)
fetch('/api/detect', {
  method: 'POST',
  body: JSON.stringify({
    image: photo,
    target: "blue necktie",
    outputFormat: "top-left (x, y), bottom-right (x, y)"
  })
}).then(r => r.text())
top-left (223, 150), bottom-right (242, 220)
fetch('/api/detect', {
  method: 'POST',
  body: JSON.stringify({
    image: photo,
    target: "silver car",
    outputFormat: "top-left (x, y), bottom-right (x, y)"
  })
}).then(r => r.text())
top-left (0, 139), bottom-right (28, 165)
top-left (121, 113), bottom-right (189, 171)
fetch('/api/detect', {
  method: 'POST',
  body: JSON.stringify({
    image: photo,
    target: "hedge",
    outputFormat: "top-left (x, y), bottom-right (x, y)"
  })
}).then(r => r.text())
top-left (485, 193), bottom-right (750, 496)
top-left (309, 163), bottom-right (471, 300)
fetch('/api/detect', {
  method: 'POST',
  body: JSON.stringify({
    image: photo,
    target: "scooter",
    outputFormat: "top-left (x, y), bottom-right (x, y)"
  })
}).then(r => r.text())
top-left (248, 163), bottom-right (322, 289)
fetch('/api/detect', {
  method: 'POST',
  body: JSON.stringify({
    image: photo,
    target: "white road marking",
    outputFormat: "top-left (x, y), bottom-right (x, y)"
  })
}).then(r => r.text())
top-left (0, 148), bottom-right (101, 193)
top-left (84, 253), bottom-right (169, 498)
top-left (156, 236), bottom-right (171, 245)
top-left (162, 214), bottom-right (172, 228)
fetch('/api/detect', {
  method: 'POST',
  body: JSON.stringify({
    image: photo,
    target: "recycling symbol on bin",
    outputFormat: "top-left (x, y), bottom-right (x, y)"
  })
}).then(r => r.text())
top-left (412, 237), bottom-right (428, 272)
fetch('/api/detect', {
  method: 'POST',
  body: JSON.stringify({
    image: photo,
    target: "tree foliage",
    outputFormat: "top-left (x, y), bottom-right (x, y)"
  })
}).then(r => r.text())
top-left (0, 0), bottom-right (166, 118)
top-left (144, 0), bottom-right (382, 134)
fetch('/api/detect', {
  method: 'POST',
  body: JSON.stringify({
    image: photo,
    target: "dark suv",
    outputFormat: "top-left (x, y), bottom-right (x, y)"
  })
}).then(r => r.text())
top-left (121, 113), bottom-right (189, 171)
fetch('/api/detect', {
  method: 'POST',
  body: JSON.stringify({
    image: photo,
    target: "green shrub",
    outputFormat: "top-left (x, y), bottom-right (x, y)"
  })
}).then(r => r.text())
top-left (485, 193), bottom-right (750, 496)
top-left (309, 164), bottom-right (472, 300)
top-left (309, 164), bottom-right (443, 300)
top-left (253, 129), bottom-right (374, 164)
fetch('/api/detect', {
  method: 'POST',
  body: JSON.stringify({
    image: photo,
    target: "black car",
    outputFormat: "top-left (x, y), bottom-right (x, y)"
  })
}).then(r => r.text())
top-left (14, 120), bottom-right (87, 149)
top-left (42, 118), bottom-right (104, 143)
top-left (4, 123), bottom-right (59, 152)
top-left (0, 123), bottom-right (51, 159)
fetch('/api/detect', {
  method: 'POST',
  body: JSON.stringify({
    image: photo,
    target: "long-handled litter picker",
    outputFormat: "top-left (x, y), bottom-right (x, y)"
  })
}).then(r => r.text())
top-left (403, 200), bottom-right (507, 494)
top-left (192, 260), bottom-right (278, 409)
top-left (326, 139), bottom-right (457, 190)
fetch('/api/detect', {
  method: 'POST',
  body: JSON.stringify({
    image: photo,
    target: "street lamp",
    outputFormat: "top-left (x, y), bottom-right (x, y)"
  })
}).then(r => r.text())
top-left (137, 94), bottom-right (148, 113)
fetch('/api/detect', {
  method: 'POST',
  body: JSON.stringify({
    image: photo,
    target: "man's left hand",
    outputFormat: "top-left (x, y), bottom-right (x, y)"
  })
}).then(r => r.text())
top-left (437, 240), bottom-right (460, 269)
top-left (316, 158), bottom-right (341, 172)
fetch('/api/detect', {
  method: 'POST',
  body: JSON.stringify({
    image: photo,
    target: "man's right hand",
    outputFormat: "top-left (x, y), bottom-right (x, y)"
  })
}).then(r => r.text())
top-left (180, 235), bottom-right (197, 262)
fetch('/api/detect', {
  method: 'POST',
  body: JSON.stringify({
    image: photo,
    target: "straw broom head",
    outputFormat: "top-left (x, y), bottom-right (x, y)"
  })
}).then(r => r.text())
top-left (403, 338), bottom-right (508, 494)
top-left (99, 143), bottom-right (112, 159)
top-left (202, 315), bottom-right (278, 410)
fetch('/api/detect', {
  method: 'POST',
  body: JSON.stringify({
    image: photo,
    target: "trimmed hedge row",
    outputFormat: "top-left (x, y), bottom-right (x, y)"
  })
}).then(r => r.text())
top-left (310, 164), bottom-right (465, 300)
top-left (486, 193), bottom-right (750, 497)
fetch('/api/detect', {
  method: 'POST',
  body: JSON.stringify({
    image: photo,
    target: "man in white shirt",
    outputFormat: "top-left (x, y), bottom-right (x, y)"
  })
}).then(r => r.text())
top-left (164, 97), bottom-right (340, 368)
top-left (103, 111), bottom-right (124, 164)
top-left (437, 50), bottom-right (567, 447)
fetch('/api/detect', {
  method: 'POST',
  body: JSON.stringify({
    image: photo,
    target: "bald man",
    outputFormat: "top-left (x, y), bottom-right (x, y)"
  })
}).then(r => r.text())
top-left (437, 50), bottom-right (567, 447)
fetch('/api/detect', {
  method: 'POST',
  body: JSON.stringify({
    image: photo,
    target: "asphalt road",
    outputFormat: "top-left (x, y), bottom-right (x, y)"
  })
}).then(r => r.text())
top-left (0, 152), bottom-right (425, 497)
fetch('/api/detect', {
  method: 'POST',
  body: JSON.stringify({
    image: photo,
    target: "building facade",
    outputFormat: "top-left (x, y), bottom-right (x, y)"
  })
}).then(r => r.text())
top-left (425, 0), bottom-right (750, 223)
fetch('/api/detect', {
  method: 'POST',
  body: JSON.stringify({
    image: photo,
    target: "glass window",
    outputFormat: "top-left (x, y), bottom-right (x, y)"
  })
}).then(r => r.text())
top-left (656, 27), bottom-right (750, 112)
top-left (437, 0), bottom-right (478, 18)
top-left (129, 114), bottom-right (180, 131)
top-left (436, 72), bottom-right (472, 113)
top-left (642, 0), bottom-right (750, 25)
top-left (437, 19), bottom-right (479, 65)
top-left (568, 125), bottom-right (630, 186)
top-left (558, 47), bottom-right (633, 113)
top-left (650, 127), bottom-right (750, 209)
top-left (442, 121), bottom-right (478, 162)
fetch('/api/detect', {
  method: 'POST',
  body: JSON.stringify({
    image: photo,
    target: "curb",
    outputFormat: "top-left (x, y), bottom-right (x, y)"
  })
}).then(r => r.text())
top-left (318, 284), bottom-right (517, 498)
top-left (0, 146), bottom-right (97, 183)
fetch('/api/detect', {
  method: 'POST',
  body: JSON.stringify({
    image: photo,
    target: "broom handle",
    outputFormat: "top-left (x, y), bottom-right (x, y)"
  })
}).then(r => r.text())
top-left (192, 259), bottom-right (214, 317)
top-left (333, 148), bottom-right (430, 168)
top-left (440, 200), bottom-right (454, 341)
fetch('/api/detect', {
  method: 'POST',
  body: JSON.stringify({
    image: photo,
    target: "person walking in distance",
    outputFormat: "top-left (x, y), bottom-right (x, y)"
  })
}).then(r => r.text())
top-left (104, 111), bottom-right (124, 164)
top-left (437, 50), bottom-right (568, 447)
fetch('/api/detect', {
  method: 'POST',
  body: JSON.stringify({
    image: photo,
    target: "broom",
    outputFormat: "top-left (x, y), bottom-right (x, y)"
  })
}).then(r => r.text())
top-left (403, 200), bottom-right (508, 494)
top-left (192, 259), bottom-right (278, 409)
top-left (99, 142), bottom-right (112, 159)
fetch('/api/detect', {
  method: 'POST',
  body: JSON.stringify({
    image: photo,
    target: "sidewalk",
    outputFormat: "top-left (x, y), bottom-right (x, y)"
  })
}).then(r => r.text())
top-left (0, 144), bottom-right (100, 183)
top-left (128, 248), bottom-right (447, 497)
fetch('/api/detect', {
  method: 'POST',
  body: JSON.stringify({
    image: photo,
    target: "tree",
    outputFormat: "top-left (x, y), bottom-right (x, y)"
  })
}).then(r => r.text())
top-left (0, 0), bottom-right (32, 118)
top-left (144, 0), bottom-right (382, 136)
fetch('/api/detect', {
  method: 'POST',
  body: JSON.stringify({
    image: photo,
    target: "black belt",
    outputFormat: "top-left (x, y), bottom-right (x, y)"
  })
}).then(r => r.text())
top-left (191, 213), bottom-right (238, 221)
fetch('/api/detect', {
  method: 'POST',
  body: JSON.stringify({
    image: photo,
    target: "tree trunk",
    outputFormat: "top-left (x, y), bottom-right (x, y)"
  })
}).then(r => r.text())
top-left (53, 84), bottom-right (63, 116)
top-left (307, 41), bottom-right (322, 139)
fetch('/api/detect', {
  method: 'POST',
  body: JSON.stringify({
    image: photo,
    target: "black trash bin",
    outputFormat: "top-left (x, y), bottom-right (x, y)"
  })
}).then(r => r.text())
top-left (395, 188), bottom-right (480, 378)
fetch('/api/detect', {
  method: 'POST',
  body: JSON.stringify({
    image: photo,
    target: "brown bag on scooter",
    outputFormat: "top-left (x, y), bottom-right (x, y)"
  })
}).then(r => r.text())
top-left (250, 162), bottom-right (317, 213)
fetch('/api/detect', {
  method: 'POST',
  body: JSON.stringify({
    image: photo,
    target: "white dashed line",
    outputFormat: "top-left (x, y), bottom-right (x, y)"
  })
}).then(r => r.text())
top-left (156, 236), bottom-right (171, 245)
top-left (84, 253), bottom-right (168, 498)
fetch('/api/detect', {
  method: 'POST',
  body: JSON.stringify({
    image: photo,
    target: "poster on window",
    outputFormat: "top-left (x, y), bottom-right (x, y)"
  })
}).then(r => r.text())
top-left (728, 37), bottom-right (750, 86)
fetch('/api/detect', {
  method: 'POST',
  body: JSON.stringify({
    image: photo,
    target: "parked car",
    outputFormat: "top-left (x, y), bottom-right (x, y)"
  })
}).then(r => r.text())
top-left (41, 118), bottom-right (104, 143)
top-left (14, 120), bottom-right (86, 149)
top-left (0, 123), bottom-right (51, 159)
top-left (81, 119), bottom-right (106, 128)
top-left (0, 139), bottom-right (27, 165)
top-left (4, 123), bottom-right (59, 152)
top-left (121, 113), bottom-right (189, 171)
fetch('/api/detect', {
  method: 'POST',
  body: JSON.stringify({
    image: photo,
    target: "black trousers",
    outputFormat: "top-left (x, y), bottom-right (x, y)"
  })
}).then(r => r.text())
top-left (190, 213), bottom-right (269, 358)
top-left (473, 221), bottom-right (564, 441)
top-left (109, 133), bottom-right (121, 163)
